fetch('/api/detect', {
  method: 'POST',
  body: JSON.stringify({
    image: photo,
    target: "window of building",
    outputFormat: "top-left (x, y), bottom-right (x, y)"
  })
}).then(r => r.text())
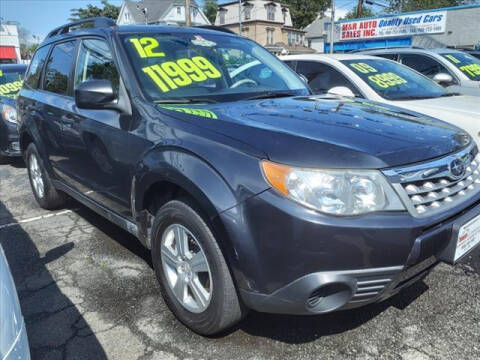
top-left (288, 31), bottom-right (294, 46)
top-left (267, 5), bottom-right (275, 21)
top-left (24, 45), bottom-right (50, 89)
top-left (267, 28), bottom-right (274, 45)
top-left (74, 39), bottom-right (119, 93)
top-left (43, 41), bottom-right (76, 95)
top-left (244, 5), bottom-right (251, 20)
top-left (125, 12), bottom-right (130, 21)
top-left (177, 6), bottom-right (181, 15)
top-left (219, 10), bottom-right (226, 24)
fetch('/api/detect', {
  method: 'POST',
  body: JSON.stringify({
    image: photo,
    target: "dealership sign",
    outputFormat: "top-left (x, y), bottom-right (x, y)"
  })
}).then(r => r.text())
top-left (335, 11), bottom-right (447, 41)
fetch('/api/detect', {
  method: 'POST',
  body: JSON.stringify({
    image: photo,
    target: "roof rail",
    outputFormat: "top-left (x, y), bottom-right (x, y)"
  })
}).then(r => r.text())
top-left (195, 25), bottom-right (237, 35)
top-left (46, 17), bottom-right (116, 39)
top-left (348, 45), bottom-right (425, 53)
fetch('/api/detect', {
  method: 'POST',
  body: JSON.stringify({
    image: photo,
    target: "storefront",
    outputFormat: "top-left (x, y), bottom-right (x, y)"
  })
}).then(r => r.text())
top-left (324, 4), bottom-right (480, 53)
top-left (0, 23), bottom-right (21, 63)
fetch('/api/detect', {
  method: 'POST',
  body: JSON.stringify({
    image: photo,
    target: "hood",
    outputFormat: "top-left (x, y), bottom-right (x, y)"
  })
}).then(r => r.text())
top-left (393, 95), bottom-right (479, 141)
top-left (0, 95), bottom-right (17, 107)
top-left (157, 96), bottom-right (470, 169)
top-left (396, 95), bottom-right (480, 117)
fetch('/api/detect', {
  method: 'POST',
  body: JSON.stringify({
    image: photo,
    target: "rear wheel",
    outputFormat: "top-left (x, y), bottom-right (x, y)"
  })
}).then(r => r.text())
top-left (151, 200), bottom-right (245, 335)
top-left (26, 143), bottom-right (67, 210)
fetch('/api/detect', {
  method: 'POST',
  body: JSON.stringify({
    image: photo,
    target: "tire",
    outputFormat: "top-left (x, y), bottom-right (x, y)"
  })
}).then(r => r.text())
top-left (26, 143), bottom-right (67, 210)
top-left (151, 200), bottom-right (245, 335)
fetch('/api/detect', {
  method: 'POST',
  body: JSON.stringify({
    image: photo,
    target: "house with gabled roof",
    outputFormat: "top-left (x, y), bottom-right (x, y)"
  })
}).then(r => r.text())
top-left (117, 0), bottom-right (210, 26)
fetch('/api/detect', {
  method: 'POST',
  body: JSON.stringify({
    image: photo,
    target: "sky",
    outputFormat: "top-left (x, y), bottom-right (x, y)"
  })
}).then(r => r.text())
top-left (0, 0), bottom-right (367, 41)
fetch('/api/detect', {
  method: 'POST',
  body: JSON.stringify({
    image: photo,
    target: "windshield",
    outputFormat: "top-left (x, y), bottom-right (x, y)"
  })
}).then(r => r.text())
top-left (121, 32), bottom-right (308, 103)
top-left (441, 52), bottom-right (480, 81)
top-left (341, 59), bottom-right (447, 100)
top-left (0, 67), bottom-right (25, 99)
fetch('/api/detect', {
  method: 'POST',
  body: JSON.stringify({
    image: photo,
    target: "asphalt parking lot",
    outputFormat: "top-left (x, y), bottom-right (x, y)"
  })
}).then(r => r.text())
top-left (0, 159), bottom-right (479, 360)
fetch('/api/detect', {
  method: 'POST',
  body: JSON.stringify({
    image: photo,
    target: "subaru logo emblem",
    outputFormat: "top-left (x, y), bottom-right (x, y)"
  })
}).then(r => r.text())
top-left (449, 159), bottom-right (466, 179)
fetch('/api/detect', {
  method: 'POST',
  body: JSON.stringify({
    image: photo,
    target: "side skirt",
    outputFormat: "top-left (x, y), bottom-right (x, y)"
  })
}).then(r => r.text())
top-left (53, 180), bottom-right (139, 238)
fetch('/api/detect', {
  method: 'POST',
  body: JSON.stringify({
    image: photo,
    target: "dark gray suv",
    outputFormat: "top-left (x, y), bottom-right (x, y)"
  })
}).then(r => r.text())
top-left (17, 18), bottom-right (480, 335)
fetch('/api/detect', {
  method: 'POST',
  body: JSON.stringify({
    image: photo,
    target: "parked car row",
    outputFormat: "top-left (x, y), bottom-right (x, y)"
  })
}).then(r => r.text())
top-left (1, 18), bottom-right (480, 338)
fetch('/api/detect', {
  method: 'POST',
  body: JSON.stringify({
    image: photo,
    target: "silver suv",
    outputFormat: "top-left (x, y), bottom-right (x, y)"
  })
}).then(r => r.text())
top-left (360, 47), bottom-right (480, 96)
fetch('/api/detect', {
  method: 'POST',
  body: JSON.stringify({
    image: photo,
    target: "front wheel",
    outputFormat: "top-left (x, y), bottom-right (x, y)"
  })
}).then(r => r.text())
top-left (26, 143), bottom-right (67, 210)
top-left (151, 200), bottom-right (246, 335)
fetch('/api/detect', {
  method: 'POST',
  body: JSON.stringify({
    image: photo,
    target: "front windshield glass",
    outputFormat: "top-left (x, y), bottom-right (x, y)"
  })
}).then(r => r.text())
top-left (342, 59), bottom-right (447, 100)
top-left (441, 52), bottom-right (480, 81)
top-left (121, 32), bottom-right (308, 102)
top-left (0, 68), bottom-right (25, 99)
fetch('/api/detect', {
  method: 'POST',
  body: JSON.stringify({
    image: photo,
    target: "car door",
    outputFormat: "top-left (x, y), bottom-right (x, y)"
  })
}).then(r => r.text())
top-left (295, 61), bottom-right (361, 96)
top-left (59, 37), bottom-right (133, 218)
top-left (39, 40), bottom-right (77, 174)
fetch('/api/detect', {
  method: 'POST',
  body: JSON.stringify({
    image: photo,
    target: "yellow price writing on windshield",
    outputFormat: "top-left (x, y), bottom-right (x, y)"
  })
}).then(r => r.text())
top-left (459, 63), bottom-right (480, 78)
top-left (445, 54), bottom-right (460, 64)
top-left (0, 81), bottom-right (23, 96)
top-left (349, 62), bottom-right (378, 74)
top-left (367, 72), bottom-right (407, 88)
top-left (129, 37), bottom-right (165, 58)
top-left (143, 56), bottom-right (221, 93)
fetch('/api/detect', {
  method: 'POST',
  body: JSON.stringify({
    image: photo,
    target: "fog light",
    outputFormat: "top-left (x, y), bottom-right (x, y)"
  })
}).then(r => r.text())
top-left (10, 142), bottom-right (20, 151)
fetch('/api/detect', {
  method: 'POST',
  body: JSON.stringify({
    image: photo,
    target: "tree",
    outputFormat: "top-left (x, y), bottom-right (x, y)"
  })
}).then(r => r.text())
top-left (203, 0), bottom-right (218, 24)
top-left (283, 0), bottom-right (331, 29)
top-left (70, 0), bottom-right (120, 21)
top-left (341, 6), bottom-right (376, 20)
top-left (386, 0), bottom-right (471, 13)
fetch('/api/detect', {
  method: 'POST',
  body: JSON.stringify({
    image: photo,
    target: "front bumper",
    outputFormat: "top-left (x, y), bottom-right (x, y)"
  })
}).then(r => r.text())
top-left (219, 188), bottom-right (480, 315)
top-left (0, 119), bottom-right (20, 157)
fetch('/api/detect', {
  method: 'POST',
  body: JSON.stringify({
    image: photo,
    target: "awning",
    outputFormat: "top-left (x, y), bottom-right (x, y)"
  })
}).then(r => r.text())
top-left (0, 46), bottom-right (17, 60)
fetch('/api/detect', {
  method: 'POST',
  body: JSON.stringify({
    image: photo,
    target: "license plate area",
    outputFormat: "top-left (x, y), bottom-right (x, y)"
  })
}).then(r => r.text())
top-left (441, 212), bottom-right (480, 264)
top-left (454, 214), bottom-right (480, 262)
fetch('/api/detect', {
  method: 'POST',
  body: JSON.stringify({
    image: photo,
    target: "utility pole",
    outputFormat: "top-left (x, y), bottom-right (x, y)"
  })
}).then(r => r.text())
top-left (357, 0), bottom-right (364, 18)
top-left (185, 0), bottom-right (191, 26)
top-left (238, 0), bottom-right (242, 34)
top-left (330, 0), bottom-right (335, 54)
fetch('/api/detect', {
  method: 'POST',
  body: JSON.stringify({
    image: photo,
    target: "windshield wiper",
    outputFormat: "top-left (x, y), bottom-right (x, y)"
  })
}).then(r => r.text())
top-left (154, 98), bottom-right (217, 104)
top-left (244, 91), bottom-right (297, 101)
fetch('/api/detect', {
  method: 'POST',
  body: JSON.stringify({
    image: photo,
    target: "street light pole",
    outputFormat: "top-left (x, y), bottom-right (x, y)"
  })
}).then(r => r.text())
top-left (239, 0), bottom-right (242, 34)
top-left (185, 0), bottom-right (191, 26)
top-left (330, 0), bottom-right (335, 54)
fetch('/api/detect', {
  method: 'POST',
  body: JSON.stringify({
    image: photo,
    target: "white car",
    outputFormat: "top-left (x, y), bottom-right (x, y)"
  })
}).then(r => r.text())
top-left (281, 54), bottom-right (480, 142)
top-left (0, 245), bottom-right (30, 360)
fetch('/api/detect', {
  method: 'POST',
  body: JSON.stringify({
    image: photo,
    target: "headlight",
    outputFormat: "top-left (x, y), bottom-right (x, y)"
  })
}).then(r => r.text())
top-left (262, 161), bottom-right (404, 215)
top-left (1, 104), bottom-right (17, 124)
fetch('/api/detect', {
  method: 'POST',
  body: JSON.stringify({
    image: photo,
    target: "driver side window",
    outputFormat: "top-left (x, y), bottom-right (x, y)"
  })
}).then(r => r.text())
top-left (399, 54), bottom-right (456, 83)
top-left (75, 38), bottom-right (120, 93)
top-left (296, 61), bottom-right (360, 96)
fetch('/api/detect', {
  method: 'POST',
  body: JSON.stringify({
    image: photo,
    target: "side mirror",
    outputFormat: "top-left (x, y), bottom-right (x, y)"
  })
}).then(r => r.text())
top-left (75, 80), bottom-right (117, 109)
top-left (433, 73), bottom-right (454, 85)
top-left (327, 86), bottom-right (355, 98)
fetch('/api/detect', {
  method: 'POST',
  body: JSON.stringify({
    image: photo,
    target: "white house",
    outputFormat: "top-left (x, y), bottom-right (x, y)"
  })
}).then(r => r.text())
top-left (117, 0), bottom-right (210, 26)
top-left (0, 23), bottom-right (21, 63)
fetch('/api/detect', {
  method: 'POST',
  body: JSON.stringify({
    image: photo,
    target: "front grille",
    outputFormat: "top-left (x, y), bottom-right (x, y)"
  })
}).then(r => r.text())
top-left (383, 144), bottom-right (480, 218)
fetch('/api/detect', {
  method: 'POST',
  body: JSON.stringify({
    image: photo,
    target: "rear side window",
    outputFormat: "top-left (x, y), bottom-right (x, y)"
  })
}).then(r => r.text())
top-left (44, 41), bottom-right (76, 95)
top-left (296, 61), bottom-right (360, 96)
top-left (24, 46), bottom-right (50, 89)
top-left (74, 39), bottom-right (120, 92)
top-left (399, 54), bottom-right (452, 79)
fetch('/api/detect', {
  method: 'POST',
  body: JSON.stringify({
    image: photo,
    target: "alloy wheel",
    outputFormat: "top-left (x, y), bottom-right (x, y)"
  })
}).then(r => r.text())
top-left (29, 153), bottom-right (45, 198)
top-left (161, 224), bottom-right (212, 313)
